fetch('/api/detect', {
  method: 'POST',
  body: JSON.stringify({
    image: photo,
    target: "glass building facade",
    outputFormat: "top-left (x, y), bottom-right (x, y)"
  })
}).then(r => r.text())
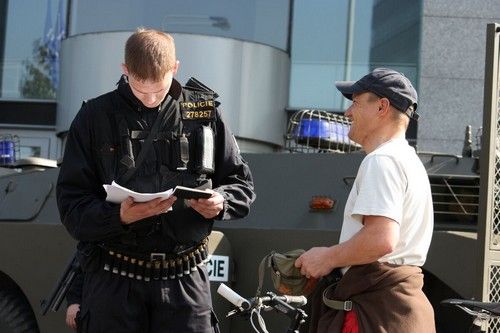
top-left (290, 0), bottom-right (422, 111)
top-left (0, 0), bottom-right (422, 157)
top-left (0, 0), bottom-right (422, 105)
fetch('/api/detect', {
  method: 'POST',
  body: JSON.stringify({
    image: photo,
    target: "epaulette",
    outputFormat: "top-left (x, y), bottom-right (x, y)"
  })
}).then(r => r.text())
top-left (184, 77), bottom-right (219, 99)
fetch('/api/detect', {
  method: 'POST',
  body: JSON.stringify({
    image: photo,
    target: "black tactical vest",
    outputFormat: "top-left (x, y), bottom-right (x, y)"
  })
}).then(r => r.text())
top-left (101, 77), bottom-right (220, 253)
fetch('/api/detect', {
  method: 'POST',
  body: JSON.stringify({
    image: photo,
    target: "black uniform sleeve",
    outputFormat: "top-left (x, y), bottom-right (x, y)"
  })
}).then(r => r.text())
top-left (212, 109), bottom-right (256, 220)
top-left (56, 101), bottom-right (126, 242)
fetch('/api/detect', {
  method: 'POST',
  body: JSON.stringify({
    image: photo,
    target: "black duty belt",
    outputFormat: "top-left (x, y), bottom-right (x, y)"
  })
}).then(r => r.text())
top-left (101, 239), bottom-right (209, 282)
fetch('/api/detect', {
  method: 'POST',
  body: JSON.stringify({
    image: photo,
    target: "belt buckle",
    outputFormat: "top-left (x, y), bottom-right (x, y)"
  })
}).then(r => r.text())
top-left (344, 300), bottom-right (352, 311)
top-left (150, 253), bottom-right (166, 262)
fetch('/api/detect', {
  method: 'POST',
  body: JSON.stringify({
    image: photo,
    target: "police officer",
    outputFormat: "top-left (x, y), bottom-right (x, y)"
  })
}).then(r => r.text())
top-left (56, 28), bottom-right (255, 332)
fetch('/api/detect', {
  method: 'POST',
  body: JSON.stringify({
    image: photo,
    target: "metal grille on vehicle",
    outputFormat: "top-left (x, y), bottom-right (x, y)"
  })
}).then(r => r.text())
top-left (285, 109), bottom-right (361, 153)
top-left (430, 175), bottom-right (480, 231)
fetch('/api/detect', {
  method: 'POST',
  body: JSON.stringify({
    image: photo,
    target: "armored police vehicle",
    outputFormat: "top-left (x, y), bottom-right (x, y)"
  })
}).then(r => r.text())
top-left (0, 112), bottom-right (483, 333)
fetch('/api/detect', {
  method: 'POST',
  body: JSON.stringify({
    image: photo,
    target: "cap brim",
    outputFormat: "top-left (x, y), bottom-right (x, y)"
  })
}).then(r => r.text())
top-left (335, 81), bottom-right (366, 100)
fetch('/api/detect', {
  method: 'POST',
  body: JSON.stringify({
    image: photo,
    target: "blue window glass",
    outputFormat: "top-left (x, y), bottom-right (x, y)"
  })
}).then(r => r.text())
top-left (1, 0), bottom-right (67, 100)
top-left (289, 0), bottom-right (422, 111)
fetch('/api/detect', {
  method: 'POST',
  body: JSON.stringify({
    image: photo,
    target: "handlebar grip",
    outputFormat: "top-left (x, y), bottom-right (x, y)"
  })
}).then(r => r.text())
top-left (281, 295), bottom-right (307, 306)
top-left (217, 283), bottom-right (251, 310)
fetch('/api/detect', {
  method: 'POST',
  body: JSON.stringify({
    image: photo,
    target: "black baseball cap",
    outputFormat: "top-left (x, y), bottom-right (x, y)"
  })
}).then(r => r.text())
top-left (335, 68), bottom-right (419, 120)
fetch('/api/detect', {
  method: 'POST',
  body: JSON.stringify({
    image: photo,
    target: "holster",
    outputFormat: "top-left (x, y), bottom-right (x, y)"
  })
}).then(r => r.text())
top-left (78, 244), bottom-right (102, 273)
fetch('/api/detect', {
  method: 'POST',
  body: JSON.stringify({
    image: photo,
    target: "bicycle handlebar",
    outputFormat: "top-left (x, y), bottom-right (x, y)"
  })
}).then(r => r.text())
top-left (217, 283), bottom-right (308, 333)
top-left (217, 283), bottom-right (307, 311)
top-left (217, 283), bottom-right (252, 310)
top-left (255, 294), bottom-right (307, 307)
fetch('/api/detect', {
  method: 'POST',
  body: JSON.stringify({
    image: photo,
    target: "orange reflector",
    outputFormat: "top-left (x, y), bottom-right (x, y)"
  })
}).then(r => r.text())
top-left (310, 196), bottom-right (335, 210)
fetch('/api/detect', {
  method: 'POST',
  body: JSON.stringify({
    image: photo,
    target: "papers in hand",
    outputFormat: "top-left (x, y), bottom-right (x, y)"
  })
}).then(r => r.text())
top-left (103, 181), bottom-right (212, 204)
top-left (103, 181), bottom-right (174, 204)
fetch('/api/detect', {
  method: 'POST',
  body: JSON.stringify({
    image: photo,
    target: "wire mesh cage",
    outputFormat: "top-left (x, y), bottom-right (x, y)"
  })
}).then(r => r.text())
top-left (285, 109), bottom-right (361, 153)
top-left (0, 134), bottom-right (20, 166)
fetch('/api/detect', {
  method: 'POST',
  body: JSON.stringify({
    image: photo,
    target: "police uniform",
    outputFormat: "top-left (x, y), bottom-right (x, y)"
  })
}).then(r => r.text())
top-left (56, 75), bottom-right (255, 333)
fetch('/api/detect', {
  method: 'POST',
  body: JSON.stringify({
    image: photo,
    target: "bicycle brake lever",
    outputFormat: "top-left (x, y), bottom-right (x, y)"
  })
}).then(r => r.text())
top-left (226, 307), bottom-right (254, 319)
top-left (226, 309), bottom-right (240, 318)
top-left (261, 305), bottom-right (273, 312)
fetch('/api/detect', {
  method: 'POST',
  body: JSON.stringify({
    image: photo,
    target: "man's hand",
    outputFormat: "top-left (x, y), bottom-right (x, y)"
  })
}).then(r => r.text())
top-left (295, 246), bottom-right (335, 279)
top-left (295, 216), bottom-right (400, 279)
top-left (120, 196), bottom-right (176, 225)
top-left (66, 303), bottom-right (80, 330)
top-left (188, 190), bottom-right (224, 219)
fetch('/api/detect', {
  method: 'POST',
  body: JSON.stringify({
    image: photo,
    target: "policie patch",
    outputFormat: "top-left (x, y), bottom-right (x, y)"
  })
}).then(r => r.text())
top-left (180, 100), bottom-right (216, 120)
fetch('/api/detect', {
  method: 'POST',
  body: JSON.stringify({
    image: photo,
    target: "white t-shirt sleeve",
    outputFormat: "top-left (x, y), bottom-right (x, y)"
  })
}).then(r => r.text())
top-left (351, 155), bottom-right (406, 224)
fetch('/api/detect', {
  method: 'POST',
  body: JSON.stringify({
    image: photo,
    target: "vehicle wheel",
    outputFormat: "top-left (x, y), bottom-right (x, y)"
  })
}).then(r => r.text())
top-left (0, 288), bottom-right (39, 333)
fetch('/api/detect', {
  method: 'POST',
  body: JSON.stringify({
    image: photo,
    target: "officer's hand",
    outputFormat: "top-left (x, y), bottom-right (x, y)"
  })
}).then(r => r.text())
top-left (120, 196), bottom-right (177, 225)
top-left (66, 303), bottom-right (80, 330)
top-left (189, 190), bottom-right (224, 219)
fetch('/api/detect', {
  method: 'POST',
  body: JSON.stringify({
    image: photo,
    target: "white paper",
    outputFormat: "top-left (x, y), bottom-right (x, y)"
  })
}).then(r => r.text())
top-left (103, 181), bottom-right (174, 204)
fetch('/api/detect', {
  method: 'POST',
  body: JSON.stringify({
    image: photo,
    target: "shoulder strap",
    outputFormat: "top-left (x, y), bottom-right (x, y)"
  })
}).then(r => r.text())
top-left (117, 96), bottom-right (176, 185)
top-left (256, 251), bottom-right (274, 297)
top-left (109, 91), bottom-right (135, 170)
top-left (322, 269), bottom-right (351, 311)
top-left (322, 285), bottom-right (353, 311)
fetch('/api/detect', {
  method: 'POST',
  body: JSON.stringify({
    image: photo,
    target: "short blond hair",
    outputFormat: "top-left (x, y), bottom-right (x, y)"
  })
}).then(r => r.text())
top-left (124, 28), bottom-right (176, 81)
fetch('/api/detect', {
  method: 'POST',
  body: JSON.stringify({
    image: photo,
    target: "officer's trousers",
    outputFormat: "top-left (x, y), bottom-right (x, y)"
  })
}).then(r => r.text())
top-left (76, 265), bottom-right (219, 333)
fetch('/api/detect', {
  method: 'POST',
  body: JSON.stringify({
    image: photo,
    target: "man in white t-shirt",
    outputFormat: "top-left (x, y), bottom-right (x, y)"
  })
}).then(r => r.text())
top-left (295, 68), bottom-right (435, 333)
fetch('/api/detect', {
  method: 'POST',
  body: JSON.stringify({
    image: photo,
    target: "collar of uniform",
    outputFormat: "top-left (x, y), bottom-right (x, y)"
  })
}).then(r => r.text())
top-left (117, 75), bottom-right (142, 110)
top-left (168, 78), bottom-right (182, 100)
top-left (116, 75), bottom-right (182, 111)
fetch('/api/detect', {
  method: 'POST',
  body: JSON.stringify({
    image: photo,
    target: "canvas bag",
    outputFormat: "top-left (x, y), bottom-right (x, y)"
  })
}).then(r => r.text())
top-left (256, 249), bottom-right (317, 297)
